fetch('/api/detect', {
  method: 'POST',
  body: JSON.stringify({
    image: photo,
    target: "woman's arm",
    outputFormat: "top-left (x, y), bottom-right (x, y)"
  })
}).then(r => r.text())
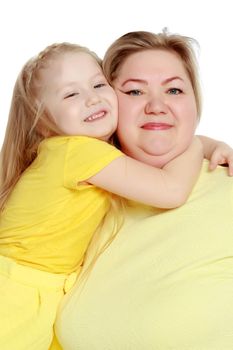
top-left (86, 137), bottom-right (203, 209)
top-left (198, 135), bottom-right (233, 175)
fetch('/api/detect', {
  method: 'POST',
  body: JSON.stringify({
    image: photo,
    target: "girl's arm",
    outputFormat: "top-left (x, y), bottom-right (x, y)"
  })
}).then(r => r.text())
top-left (86, 136), bottom-right (203, 209)
top-left (198, 135), bottom-right (233, 176)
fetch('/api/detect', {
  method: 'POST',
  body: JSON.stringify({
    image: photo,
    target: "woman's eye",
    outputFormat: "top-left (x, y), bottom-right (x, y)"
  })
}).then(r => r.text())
top-left (64, 92), bottom-right (79, 99)
top-left (168, 88), bottom-right (182, 95)
top-left (125, 89), bottom-right (142, 96)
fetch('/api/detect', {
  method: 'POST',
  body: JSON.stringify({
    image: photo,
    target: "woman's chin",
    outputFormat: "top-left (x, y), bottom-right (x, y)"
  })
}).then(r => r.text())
top-left (139, 143), bottom-right (184, 167)
top-left (142, 141), bottom-right (174, 155)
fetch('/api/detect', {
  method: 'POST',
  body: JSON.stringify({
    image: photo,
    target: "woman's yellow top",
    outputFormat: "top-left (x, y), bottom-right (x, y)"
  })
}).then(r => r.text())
top-left (56, 161), bottom-right (233, 349)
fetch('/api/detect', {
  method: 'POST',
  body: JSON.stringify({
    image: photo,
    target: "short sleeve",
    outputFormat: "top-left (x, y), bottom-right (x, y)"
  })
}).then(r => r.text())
top-left (64, 136), bottom-right (123, 189)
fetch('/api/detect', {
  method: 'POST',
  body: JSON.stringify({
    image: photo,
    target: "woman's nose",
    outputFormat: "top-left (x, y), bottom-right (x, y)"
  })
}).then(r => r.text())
top-left (145, 95), bottom-right (168, 115)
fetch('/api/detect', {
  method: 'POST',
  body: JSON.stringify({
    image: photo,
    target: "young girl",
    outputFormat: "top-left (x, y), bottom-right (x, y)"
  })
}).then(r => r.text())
top-left (0, 42), bottom-right (232, 350)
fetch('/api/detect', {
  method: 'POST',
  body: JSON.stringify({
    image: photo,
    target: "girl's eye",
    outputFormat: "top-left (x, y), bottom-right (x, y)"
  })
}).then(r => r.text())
top-left (64, 92), bottom-right (79, 99)
top-left (94, 83), bottom-right (106, 89)
top-left (125, 89), bottom-right (142, 96)
top-left (168, 88), bottom-right (183, 95)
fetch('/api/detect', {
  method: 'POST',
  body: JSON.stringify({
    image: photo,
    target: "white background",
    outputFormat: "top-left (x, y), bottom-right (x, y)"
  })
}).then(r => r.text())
top-left (0, 0), bottom-right (232, 147)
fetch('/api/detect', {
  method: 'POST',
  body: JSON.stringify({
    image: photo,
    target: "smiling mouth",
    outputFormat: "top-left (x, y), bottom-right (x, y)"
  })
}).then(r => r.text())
top-left (84, 111), bottom-right (106, 122)
top-left (141, 123), bottom-right (172, 130)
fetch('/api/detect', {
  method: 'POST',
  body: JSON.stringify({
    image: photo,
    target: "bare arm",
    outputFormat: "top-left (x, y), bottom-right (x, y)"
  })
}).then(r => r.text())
top-left (86, 137), bottom-right (203, 209)
top-left (198, 135), bottom-right (233, 175)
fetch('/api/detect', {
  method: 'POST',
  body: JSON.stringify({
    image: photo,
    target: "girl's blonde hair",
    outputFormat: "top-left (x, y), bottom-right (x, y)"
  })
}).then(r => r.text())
top-left (103, 29), bottom-right (202, 118)
top-left (0, 43), bottom-right (101, 211)
top-left (0, 42), bottom-right (123, 284)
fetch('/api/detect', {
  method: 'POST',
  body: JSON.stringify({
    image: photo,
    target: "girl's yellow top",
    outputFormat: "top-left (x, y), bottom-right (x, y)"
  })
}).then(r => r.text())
top-left (0, 136), bottom-right (122, 273)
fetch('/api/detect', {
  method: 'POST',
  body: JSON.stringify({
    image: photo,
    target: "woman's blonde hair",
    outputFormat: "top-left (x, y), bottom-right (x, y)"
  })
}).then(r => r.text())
top-left (103, 29), bottom-right (202, 118)
top-left (0, 42), bottom-right (101, 211)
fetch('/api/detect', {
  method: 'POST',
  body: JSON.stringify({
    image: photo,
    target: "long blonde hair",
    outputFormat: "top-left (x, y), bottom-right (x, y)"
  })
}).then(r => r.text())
top-left (103, 29), bottom-right (202, 119)
top-left (0, 43), bottom-right (101, 211)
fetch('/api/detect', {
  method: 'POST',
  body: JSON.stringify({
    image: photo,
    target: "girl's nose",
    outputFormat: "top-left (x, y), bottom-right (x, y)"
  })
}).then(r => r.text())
top-left (85, 91), bottom-right (101, 107)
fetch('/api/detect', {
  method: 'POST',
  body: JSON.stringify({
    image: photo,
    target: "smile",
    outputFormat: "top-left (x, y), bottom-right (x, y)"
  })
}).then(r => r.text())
top-left (84, 111), bottom-right (106, 122)
top-left (141, 122), bottom-right (172, 131)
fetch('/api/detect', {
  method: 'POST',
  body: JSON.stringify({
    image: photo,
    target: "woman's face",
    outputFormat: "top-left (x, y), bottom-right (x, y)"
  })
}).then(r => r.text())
top-left (113, 50), bottom-right (198, 167)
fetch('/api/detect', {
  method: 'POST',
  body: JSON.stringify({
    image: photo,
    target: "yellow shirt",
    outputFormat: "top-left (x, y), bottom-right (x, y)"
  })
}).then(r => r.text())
top-left (0, 136), bottom-right (122, 273)
top-left (56, 161), bottom-right (233, 349)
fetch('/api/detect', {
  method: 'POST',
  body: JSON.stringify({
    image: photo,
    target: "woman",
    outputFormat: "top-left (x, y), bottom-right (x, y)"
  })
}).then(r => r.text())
top-left (54, 31), bottom-right (233, 349)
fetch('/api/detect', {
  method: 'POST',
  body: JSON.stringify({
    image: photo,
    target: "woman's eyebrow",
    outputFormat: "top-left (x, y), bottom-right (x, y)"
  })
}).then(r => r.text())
top-left (162, 76), bottom-right (184, 85)
top-left (121, 76), bottom-right (184, 87)
top-left (121, 79), bottom-right (147, 87)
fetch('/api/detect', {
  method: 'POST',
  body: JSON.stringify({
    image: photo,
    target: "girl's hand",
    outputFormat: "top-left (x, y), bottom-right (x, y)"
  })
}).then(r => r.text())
top-left (208, 141), bottom-right (233, 176)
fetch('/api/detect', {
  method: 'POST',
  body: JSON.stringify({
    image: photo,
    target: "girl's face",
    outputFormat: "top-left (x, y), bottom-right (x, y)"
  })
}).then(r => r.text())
top-left (113, 49), bottom-right (198, 167)
top-left (40, 52), bottom-right (118, 141)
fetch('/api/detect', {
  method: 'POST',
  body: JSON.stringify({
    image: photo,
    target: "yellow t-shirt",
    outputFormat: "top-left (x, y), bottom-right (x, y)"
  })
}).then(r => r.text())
top-left (0, 136), bottom-right (122, 273)
top-left (56, 160), bottom-right (233, 349)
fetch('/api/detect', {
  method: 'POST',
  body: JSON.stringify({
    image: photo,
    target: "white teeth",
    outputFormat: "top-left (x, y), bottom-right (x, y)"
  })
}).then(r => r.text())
top-left (85, 111), bottom-right (105, 122)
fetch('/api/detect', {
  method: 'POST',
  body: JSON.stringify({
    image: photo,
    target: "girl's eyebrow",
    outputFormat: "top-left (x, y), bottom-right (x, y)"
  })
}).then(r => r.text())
top-left (56, 82), bottom-right (77, 94)
top-left (56, 73), bottom-right (106, 94)
top-left (91, 72), bottom-right (106, 80)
